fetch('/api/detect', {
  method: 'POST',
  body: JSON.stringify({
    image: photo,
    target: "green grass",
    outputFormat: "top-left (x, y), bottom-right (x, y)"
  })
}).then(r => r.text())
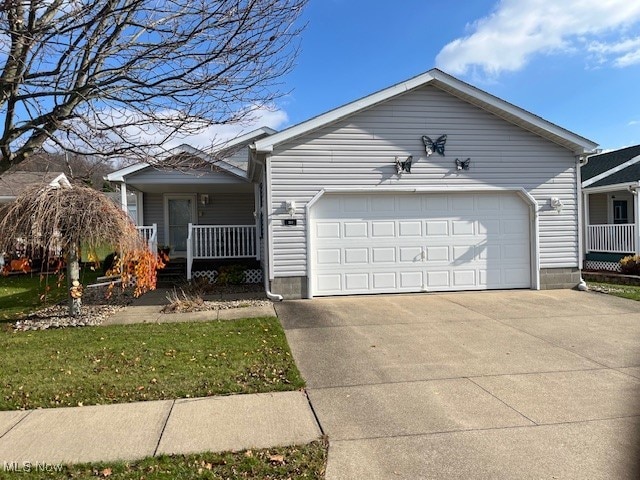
top-left (0, 317), bottom-right (305, 410)
top-left (588, 281), bottom-right (640, 301)
top-left (0, 441), bottom-right (327, 479)
top-left (0, 268), bottom-right (100, 322)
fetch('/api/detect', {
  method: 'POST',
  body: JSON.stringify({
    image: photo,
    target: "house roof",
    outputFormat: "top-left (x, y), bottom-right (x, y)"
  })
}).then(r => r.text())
top-left (0, 171), bottom-right (70, 199)
top-left (581, 145), bottom-right (640, 188)
top-left (253, 68), bottom-right (598, 155)
top-left (106, 127), bottom-right (276, 183)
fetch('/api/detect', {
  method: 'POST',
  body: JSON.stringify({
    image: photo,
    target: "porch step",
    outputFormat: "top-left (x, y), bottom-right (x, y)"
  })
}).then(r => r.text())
top-left (157, 258), bottom-right (187, 287)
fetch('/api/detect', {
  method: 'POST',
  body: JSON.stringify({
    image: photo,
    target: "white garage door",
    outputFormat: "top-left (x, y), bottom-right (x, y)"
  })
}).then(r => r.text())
top-left (310, 192), bottom-right (531, 296)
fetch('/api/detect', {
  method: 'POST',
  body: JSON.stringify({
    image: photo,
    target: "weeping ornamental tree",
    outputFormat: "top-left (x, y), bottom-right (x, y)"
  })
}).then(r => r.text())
top-left (0, 0), bottom-right (306, 172)
top-left (0, 184), bottom-right (156, 316)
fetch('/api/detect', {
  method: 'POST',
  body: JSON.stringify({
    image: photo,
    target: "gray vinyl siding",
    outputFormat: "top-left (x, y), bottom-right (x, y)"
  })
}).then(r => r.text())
top-left (588, 193), bottom-right (608, 224)
top-left (143, 191), bottom-right (255, 245)
top-left (267, 84), bottom-right (580, 278)
top-left (588, 191), bottom-right (635, 224)
top-left (143, 193), bottom-right (165, 244)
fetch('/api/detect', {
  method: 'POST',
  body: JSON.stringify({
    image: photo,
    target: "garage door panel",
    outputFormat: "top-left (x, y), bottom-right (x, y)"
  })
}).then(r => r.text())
top-left (424, 195), bottom-right (448, 213)
top-left (317, 248), bottom-right (341, 265)
top-left (343, 196), bottom-right (368, 212)
top-left (344, 222), bottom-right (367, 238)
top-left (372, 221), bottom-right (395, 237)
top-left (345, 273), bottom-right (368, 291)
top-left (372, 247), bottom-right (396, 263)
top-left (426, 246), bottom-right (449, 261)
top-left (427, 271), bottom-right (450, 287)
top-left (344, 248), bottom-right (368, 264)
top-left (316, 222), bottom-right (341, 239)
top-left (425, 220), bottom-right (449, 236)
top-left (400, 271), bottom-right (423, 288)
top-left (311, 192), bottom-right (531, 296)
top-left (453, 270), bottom-right (476, 286)
top-left (317, 274), bottom-right (342, 293)
top-left (401, 196), bottom-right (422, 212)
top-left (373, 272), bottom-right (396, 289)
top-left (400, 247), bottom-right (422, 262)
top-left (371, 196), bottom-right (395, 213)
top-left (452, 220), bottom-right (474, 236)
top-left (399, 221), bottom-right (422, 236)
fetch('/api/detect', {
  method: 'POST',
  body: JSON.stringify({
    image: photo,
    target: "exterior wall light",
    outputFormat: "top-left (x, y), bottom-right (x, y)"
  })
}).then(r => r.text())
top-left (550, 197), bottom-right (563, 213)
top-left (286, 200), bottom-right (296, 217)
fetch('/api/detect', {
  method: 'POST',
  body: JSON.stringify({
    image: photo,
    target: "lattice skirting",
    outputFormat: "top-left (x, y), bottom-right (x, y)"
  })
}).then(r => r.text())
top-left (192, 269), bottom-right (263, 284)
top-left (584, 260), bottom-right (621, 272)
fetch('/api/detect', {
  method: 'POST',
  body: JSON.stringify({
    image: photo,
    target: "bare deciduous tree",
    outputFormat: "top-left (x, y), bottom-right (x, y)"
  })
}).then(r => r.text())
top-left (0, 0), bottom-right (306, 173)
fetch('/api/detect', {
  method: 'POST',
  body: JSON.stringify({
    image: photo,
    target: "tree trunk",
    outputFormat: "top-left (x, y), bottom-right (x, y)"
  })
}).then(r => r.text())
top-left (67, 243), bottom-right (82, 317)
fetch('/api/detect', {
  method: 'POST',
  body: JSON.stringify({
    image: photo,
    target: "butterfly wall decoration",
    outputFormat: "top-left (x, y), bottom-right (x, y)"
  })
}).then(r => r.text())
top-left (422, 134), bottom-right (447, 156)
top-left (455, 158), bottom-right (471, 171)
top-left (395, 155), bottom-right (413, 174)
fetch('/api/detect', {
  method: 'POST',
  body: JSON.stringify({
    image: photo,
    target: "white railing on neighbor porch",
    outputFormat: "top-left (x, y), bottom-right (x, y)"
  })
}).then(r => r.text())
top-left (136, 224), bottom-right (158, 254)
top-left (586, 224), bottom-right (636, 253)
top-left (187, 224), bottom-right (257, 279)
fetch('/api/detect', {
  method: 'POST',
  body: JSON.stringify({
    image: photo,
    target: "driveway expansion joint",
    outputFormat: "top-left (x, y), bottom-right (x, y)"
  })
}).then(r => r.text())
top-left (0, 410), bottom-right (31, 440)
top-left (465, 377), bottom-right (538, 426)
top-left (153, 399), bottom-right (176, 457)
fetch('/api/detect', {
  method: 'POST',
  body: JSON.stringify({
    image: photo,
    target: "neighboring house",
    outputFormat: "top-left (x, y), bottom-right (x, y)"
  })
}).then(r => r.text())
top-left (0, 171), bottom-right (71, 204)
top-left (581, 145), bottom-right (640, 271)
top-left (109, 69), bottom-right (598, 299)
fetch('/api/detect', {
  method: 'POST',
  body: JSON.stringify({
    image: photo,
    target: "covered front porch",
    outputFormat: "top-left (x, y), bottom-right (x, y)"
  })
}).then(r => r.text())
top-left (583, 184), bottom-right (640, 271)
top-left (107, 145), bottom-right (263, 282)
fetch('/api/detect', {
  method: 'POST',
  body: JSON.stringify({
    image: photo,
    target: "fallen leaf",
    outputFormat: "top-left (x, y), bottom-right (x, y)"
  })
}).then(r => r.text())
top-left (269, 454), bottom-right (285, 464)
top-left (244, 450), bottom-right (253, 457)
top-left (101, 467), bottom-right (112, 477)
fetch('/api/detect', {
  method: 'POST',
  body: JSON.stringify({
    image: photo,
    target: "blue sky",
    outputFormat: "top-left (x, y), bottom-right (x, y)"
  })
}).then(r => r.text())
top-left (247, 0), bottom-right (640, 152)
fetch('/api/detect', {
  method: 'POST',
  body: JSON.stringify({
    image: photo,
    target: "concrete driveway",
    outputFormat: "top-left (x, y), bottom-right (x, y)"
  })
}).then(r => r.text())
top-left (275, 289), bottom-right (640, 480)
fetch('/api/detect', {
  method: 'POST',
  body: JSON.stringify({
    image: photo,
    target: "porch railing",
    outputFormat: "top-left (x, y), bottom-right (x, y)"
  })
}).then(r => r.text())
top-left (136, 224), bottom-right (158, 254)
top-left (187, 224), bottom-right (257, 280)
top-left (586, 224), bottom-right (636, 253)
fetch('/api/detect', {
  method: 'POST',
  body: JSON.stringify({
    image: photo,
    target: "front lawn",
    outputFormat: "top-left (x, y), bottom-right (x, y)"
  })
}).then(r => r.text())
top-left (0, 317), bottom-right (304, 410)
top-left (0, 269), bottom-right (100, 322)
top-left (588, 281), bottom-right (640, 302)
top-left (2, 441), bottom-right (327, 479)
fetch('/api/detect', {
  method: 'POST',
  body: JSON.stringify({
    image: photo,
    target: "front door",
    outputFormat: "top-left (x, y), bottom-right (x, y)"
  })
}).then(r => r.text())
top-left (165, 195), bottom-right (196, 256)
top-left (613, 200), bottom-right (628, 224)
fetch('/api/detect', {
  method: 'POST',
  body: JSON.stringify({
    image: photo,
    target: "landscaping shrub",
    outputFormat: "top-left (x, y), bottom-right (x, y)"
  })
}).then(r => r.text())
top-left (217, 264), bottom-right (246, 285)
top-left (619, 255), bottom-right (640, 275)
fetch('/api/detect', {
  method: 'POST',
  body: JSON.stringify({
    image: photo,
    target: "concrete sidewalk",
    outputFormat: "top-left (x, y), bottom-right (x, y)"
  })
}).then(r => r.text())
top-left (0, 391), bottom-right (322, 464)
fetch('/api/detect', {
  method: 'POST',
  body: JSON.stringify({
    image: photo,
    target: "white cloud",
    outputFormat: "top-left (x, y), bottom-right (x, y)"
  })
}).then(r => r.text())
top-left (436, 0), bottom-right (640, 76)
top-left (588, 37), bottom-right (640, 67)
top-left (629, 120), bottom-right (640, 126)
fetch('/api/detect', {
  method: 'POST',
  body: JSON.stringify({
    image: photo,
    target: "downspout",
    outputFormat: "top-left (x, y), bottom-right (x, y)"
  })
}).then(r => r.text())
top-left (251, 148), bottom-right (283, 302)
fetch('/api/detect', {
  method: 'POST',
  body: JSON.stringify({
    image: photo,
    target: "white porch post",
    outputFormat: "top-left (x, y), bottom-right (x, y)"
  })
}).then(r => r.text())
top-left (635, 182), bottom-right (640, 255)
top-left (583, 191), bottom-right (590, 255)
top-left (186, 223), bottom-right (193, 280)
top-left (120, 182), bottom-right (128, 213)
top-left (137, 190), bottom-right (144, 225)
top-left (254, 183), bottom-right (261, 261)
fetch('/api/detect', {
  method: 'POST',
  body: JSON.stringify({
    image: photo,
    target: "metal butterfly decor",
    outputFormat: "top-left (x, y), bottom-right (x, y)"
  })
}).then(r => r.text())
top-left (422, 134), bottom-right (447, 156)
top-left (455, 158), bottom-right (471, 171)
top-left (395, 155), bottom-right (413, 174)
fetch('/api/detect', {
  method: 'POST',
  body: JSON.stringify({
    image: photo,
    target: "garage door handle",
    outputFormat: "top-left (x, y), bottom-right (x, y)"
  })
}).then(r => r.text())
top-left (421, 247), bottom-right (426, 262)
